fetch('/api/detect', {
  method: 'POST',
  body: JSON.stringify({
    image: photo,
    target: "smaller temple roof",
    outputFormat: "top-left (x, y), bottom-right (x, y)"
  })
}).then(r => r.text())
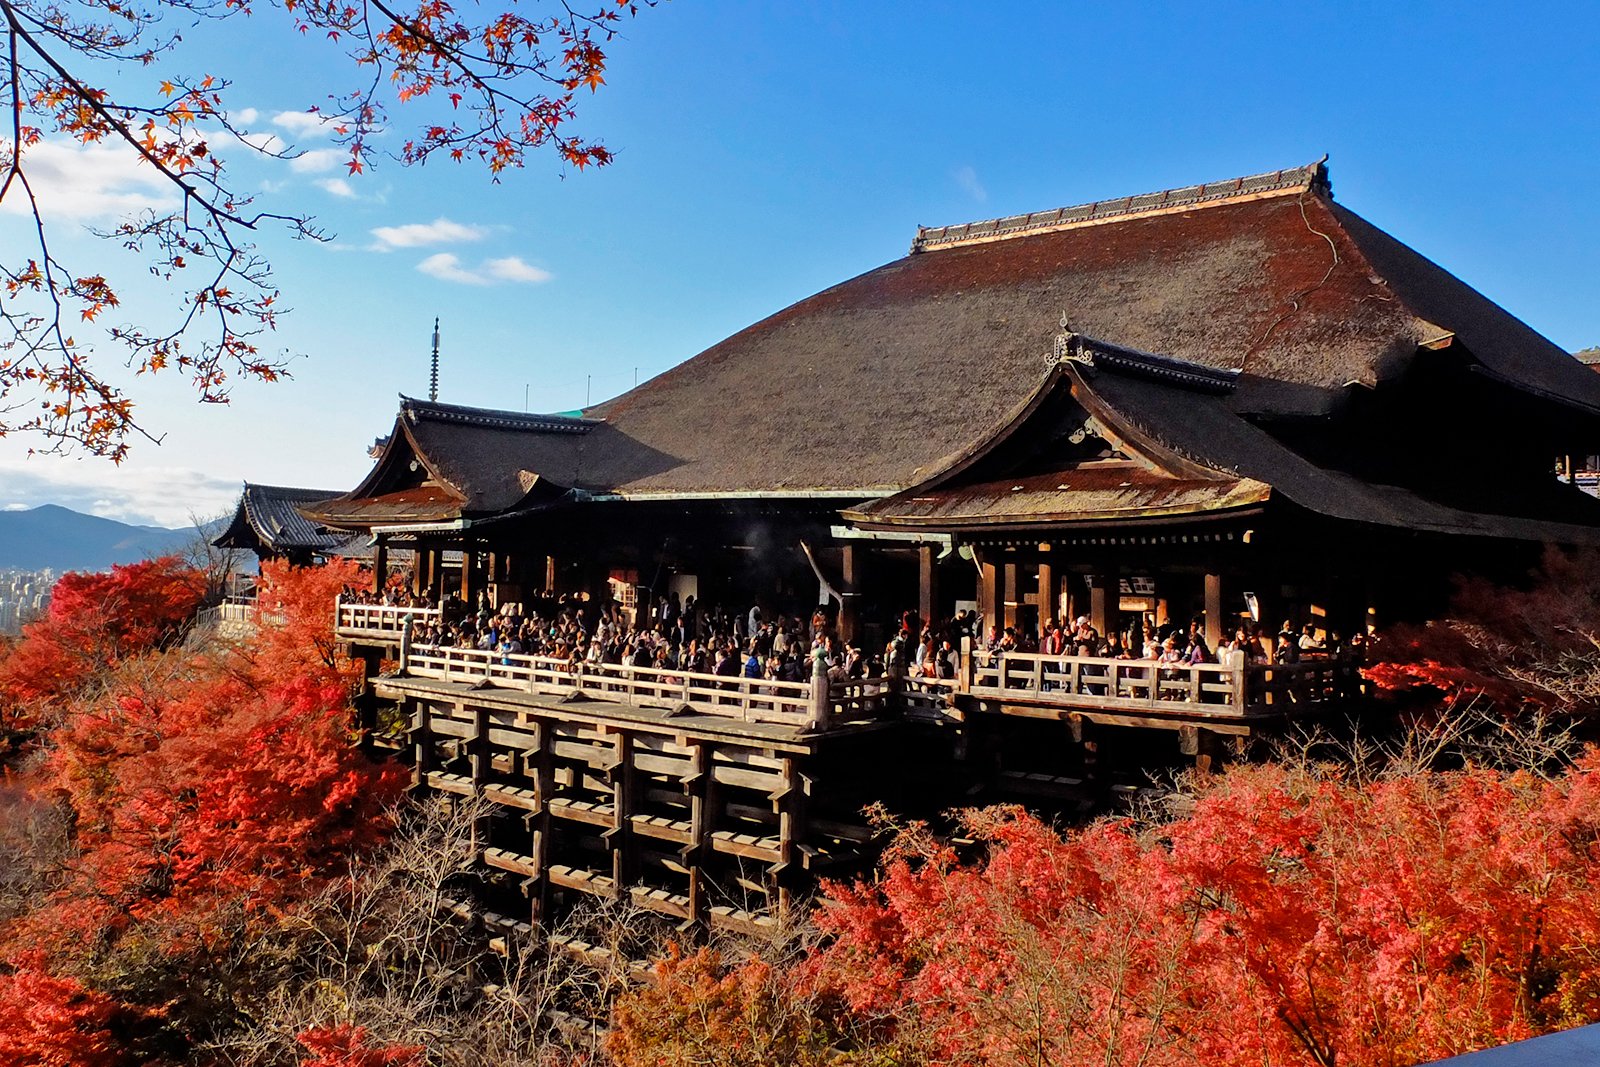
top-left (848, 339), bottom-right (1600, 545)
top-left (213, 483), bottom-right (358, 556)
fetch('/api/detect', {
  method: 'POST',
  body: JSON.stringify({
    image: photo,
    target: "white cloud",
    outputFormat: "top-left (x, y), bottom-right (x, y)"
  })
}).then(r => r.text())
top-left (954, 164), bottom-right (987, 204)
top-left (371, 217), bottom-right (487, 250)
top-left (484, 256), bottom-right (552, 283)
top-left (0, 140), bottom-right (177, 221)
top-left (417, 252), bottom-right (551, 286)
top-left (316, 177), bottom-right (357, 198)
top-left (271, 110), bottom-right (332, 137)
top-left (416, 253), bottom-right (489, 285)
top-left (289, 147), bottom-right (346, 174)
top-left (233, 107), bottom-right (259, 126)
top-left (0, 458), bottom-right (239, 528)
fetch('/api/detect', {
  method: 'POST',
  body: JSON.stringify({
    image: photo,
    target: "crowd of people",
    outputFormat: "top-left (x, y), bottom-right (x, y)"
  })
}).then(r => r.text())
top-left (346, 585), bottom-right (891, 687)
top-left (340, 581), bottom-right (1363, 697)
top-left (977, 612), bottom-right (1366, 671)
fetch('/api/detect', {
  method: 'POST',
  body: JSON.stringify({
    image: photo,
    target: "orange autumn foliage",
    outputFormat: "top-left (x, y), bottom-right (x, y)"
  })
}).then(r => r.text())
top-left (253, 556), bottom-right (370, 688)
top-left (608, 945), bottom-right (833, 1067)
top-left (613, 756), bottom-right (1600, 1067)
top-left (792, 762), bottom-right (1600, 1066)
top-left (6, 561), bottom-right (404, 954)
top-left (0, 955), bottom-right (152, 1067)
top-left (1365, 547), bottom-right (1600, 713)
top-left (0, 556), bottom-right (205, 743)
top-left (296, 1023), bottom-right (424, 1067)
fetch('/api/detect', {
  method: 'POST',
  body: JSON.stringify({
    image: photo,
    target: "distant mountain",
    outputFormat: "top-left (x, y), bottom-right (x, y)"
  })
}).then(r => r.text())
top-left (0, 505), bottom-right (219, 572)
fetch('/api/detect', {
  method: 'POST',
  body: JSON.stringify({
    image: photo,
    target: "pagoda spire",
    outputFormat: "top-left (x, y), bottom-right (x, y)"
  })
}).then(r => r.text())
top-left (428, 317), bottom-right (440, 401)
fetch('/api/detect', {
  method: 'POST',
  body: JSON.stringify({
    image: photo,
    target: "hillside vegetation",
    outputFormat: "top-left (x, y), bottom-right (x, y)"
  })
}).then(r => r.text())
top-left (4, 554), bottom-right (1600, 1065)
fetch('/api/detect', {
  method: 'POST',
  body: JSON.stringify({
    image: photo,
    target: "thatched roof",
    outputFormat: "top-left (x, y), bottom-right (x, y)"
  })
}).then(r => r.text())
top-left (311, 159), bottom-right (1600, 541)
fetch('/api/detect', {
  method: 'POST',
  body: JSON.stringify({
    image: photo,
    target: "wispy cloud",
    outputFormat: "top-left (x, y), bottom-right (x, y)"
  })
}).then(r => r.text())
top-left (0, 141), bottom-right (176, 221)
top-left (316, 177), bottom-right (357, 198)
top-left (417, 253), bottom-right (551, 286)
top-left (954, 165), bottom-right (987, 204)
top-left (483, 256), bottom-right (552, 283)
top-left (371, 217), bottom-right (487, 250)
top-left (271, 110), bottom-right (333, 137)
top-left (233, 107), bottom-right (260, 126)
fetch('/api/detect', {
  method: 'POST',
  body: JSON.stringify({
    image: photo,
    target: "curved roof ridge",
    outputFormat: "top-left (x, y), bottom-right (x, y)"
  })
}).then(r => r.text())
top-left (912, 157), bottom-right (1330, 253)
top-left (400, 395), bottom-right (596, 435)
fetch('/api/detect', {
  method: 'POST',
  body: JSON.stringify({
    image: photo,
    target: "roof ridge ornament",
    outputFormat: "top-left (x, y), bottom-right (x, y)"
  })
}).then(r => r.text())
top-left (912, 157), bottom-right (1332, 253)
top-left (1046, 312), bottom-right (1093, 369)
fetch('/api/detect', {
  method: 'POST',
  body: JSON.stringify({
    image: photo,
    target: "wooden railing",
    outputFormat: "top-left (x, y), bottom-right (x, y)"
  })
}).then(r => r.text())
top-left (336, 598), bottom-right (441, 636)
top-left (219, 595), bottom-right (258, 624)
top-left (968, 650), bottom-right (1360, 717)
top-left (401, 642), bottom-right (843, 730)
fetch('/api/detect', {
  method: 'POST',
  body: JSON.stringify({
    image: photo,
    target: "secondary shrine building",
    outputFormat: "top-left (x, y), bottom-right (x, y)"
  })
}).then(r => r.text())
top-left (299, 160), bottom-right (1600, 932)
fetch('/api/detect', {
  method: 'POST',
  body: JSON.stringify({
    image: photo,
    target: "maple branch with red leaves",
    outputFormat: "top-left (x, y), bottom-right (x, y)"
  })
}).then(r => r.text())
top-left (0, 0), bottom-right (649, 459)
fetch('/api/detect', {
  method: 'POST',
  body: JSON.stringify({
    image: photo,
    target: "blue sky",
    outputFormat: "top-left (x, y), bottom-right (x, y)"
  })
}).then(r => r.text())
top-left (3, 1), bottom-right (1598, 526)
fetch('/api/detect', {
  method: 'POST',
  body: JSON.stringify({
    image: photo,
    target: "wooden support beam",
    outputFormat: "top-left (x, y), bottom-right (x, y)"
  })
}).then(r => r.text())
top-left (918, 544), bottom-right (939, 631)
top-left (460, 549), bottom-right (475, 607)
top-left (610, 733), bottom-right (635, 892)
top-left (1036, 561), bottom-right (1055, 625)
top-left (1204, 572), bottom-right (1224, 652)
top-left (976, 554), bottom-right (997, 636)
top-left (372, 541), bottom-right (388, 596)
top-left (840, 544), bottom-right (863, 644)
top-left (1089, 573), bottom-right (1111, 638)
top-left (1001, 561), bottom-right (1019, 631)
top-left (776, 755), bottom-right (805, 919)
top-left (469, 703), bottom-right (490, 853)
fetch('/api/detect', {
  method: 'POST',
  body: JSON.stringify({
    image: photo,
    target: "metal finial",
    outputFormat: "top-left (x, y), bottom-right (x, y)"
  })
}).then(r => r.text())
top-left (428, 317), bottom-right (440, 402)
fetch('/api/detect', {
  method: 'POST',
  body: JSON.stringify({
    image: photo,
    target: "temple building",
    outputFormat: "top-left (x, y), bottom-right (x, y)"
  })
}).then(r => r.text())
top-left (213, 482), bottom-right (362, 564)
top-left (301, 159), bottom-right (1600, 932)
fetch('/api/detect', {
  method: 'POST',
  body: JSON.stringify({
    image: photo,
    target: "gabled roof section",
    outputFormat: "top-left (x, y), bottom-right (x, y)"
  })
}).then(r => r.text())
top-left (213, 483), bottom-right (355, 554)
top-left (912, 159), bottom-right (1330, 253)
top-left (847, 351), bottom-right (1265, 530)
top-left (849, 344), bottom-right (1600, 544)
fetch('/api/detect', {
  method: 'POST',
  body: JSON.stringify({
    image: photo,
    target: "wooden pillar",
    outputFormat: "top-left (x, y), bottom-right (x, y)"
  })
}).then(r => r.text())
top-left (1036, 561), bottom-right (1055, 625)
top-left (977, 558), bottom-right (998, 637)
top-left (372, 541), bottom-right (388, 595)
top-left (1089, 573), bottom-right (1111, 637)
top-left (609, 732), bottom-right (634, 897)
top-left (526, 719), bottom-right (553, 925)
top-left (775, 755), bottom-right (805, 920)
top-left (429, 547), bottom-right (446, 603)
top-left (411, 543), bottom-right (427, 597)
top-left (410, 697), bottom-right (430, 789)
top-left (468, 702), bottom-right (490, 852)
top-left (684, 741), bottom-right (714, 927)
top-left (1205, 572), bottom-right (1224, 650)
top-left (458, 548), bottom-right (474, 606)
top-left (1000, 561), bottom-right (1019, 631)
top-left (918, 544), bottom-right (939, 629)
top-left (840, 544), bottom-right (864, 643)
top-left (544, 554), bottom-right (557, 594)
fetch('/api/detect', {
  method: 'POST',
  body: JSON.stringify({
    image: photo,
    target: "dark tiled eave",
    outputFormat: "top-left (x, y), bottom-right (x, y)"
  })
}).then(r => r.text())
top-left (401, 395), bottom-right (596, 435)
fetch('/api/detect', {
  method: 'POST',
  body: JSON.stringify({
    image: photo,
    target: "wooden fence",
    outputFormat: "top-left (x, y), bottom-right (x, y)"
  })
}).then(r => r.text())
top-left (969, 649), bottom-right (1359, 716)
top-left (336, 598), bottom-right (442, 636)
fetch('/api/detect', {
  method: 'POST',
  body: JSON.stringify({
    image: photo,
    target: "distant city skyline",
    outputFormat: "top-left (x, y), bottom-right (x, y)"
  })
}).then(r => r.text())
top-left (0, 569), bottom-right (55, 635)
top-left (2, 2), bottom-right (1597, 526)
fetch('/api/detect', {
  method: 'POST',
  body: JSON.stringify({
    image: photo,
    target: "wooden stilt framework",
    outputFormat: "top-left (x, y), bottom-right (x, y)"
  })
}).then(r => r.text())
top-left (391, 678), bottom-right (881, 935)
